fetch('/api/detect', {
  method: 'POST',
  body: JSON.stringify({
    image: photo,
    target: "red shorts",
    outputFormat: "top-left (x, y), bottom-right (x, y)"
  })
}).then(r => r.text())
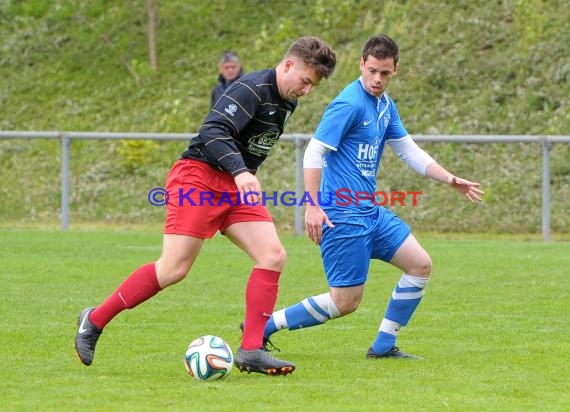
top-left (163, 159), bottom-right (272, 238)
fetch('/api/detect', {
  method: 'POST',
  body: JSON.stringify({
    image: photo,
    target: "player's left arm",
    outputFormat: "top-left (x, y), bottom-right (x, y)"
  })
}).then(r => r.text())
top-left (387, 135), bottom-right (484, 203)
top-left (385, 101), bottom-right (483, 203)
top-left (424, 162), bottom-right (484, 203)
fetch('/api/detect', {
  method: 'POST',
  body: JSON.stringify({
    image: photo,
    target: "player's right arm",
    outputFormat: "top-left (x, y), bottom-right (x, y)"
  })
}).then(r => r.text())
top-left (304, 97), bottom-right (357, 244)
top-left (303, 139), bottom-right (334, 245)
top-left (233, 171), bottom-right (261, 204)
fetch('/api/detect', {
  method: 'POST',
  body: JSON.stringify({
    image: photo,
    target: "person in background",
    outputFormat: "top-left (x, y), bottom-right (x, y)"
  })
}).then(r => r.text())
top-left (211, 50), bottom-right (244, 107)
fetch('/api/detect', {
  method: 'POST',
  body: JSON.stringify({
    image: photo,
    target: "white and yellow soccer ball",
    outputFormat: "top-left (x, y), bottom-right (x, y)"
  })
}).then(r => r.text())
top-left (184, 335), bottom-right (234, 381)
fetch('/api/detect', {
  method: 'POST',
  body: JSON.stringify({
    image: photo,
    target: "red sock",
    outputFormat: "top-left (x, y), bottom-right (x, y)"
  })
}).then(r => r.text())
top-left (241, 268), bottom-right (280, 350)
top-left (89, 263), bottom-right (161, 329)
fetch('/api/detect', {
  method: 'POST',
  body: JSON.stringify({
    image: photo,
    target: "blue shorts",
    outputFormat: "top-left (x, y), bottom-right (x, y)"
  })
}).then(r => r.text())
top-left (320, 208), bottom-right (410, 287)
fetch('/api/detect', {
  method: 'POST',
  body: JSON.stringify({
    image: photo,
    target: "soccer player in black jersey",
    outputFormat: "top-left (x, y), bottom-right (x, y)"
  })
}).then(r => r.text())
top-left (75, 36), bottom-right (336, 376)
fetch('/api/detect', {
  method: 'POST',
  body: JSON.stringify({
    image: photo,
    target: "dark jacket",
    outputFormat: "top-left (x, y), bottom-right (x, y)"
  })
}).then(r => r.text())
top-left (210, 69), bottom-right (244, 107)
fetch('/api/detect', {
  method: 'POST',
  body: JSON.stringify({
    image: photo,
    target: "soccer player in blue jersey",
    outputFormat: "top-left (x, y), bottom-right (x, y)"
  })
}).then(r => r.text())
top-left (262, 34), bottom-right (484, 359)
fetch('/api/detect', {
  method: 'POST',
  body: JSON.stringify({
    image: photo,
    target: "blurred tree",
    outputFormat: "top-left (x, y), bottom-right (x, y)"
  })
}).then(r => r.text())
top-left (146, 0), bottom-right (157, 71)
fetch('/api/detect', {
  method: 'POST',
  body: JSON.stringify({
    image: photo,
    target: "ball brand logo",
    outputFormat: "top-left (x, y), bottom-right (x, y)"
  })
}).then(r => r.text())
top-left (148, 187), bottom-right (422, 207)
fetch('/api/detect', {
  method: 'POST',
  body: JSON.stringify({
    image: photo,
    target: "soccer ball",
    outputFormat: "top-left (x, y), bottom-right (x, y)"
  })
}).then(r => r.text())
top-left (184, 335), bottom-right (234, 381)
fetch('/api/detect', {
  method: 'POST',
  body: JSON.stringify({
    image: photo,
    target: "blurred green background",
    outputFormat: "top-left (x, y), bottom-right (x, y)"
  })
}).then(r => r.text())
top-left (1, 0), bottom-right (568, 234)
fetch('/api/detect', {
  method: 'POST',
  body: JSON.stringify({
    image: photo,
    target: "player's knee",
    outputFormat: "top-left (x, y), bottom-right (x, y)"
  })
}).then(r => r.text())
top-left (155, 260), bottom-right (191, 287)
top-left (259, 245), bottom-right (287, 271)
top-left (273, 245), bottom-right (287, 271)
top-left (336, 300), bottom-right (360, 316)
top-left (161, 270), bottom-right (189, 287)
top-left (332, 295), bottom-right (361, 316)
top-left (170, 265), bottom-right (191, 282)
top-left (408, 254), bottom-right (432, 277)
top-left (419, 255), bottom-right (432, 277)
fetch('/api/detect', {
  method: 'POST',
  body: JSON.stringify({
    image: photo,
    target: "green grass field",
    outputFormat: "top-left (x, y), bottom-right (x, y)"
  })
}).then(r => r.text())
top-left (1, 229), bottom-right (569, 411)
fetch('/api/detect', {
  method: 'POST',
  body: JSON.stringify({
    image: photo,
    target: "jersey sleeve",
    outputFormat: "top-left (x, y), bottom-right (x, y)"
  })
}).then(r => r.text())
top-left (197, 81), bottom-right (260, 175)
top-left (314, 99), bottom-right (358, 150)
top-left (385, 99), bottom-right (408, 140)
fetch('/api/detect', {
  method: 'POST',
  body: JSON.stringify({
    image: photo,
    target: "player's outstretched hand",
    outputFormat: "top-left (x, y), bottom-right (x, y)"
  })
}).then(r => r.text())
top-left (449, 176), bottom-right (484, 203)
top-left (305, 206), bottom-right (334, 245)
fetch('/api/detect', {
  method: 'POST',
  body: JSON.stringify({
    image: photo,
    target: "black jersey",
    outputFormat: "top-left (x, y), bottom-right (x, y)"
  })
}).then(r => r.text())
top-left (182, 69), bottom-right (297, 176)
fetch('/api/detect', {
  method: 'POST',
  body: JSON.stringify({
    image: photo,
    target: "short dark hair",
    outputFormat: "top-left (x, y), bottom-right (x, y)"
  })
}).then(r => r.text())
top-left (285, 36), bottom-right (337, 79)
top-left (362, 34), bottom-right (399, 65)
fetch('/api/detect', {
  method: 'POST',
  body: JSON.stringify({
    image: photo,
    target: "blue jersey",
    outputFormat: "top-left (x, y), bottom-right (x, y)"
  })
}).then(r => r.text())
top-left (314, 78), bottom-right (408, 220)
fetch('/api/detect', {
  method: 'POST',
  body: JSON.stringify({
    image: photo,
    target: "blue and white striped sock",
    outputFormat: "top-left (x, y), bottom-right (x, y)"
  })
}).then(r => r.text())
top-left (370, 273), bottom-right (428, 355)
top-left (264, 292), bottom-right (341, 337)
